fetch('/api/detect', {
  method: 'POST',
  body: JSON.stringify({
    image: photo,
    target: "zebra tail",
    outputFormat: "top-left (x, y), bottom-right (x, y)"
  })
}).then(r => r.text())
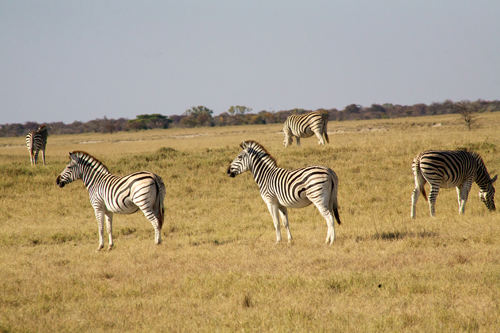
top-left (154, 175), bottom-right (166, 230)
top-left (330, 175), bottom-right (341, 225)
top-left (413, 158), bottom-right (428, 202)
top-left (323, 114), bottom-right (329, 143)
top-left (333, 202), bottom-right (341, 225)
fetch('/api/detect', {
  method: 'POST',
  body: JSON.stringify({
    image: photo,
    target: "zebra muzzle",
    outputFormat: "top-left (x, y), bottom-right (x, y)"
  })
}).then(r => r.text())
top-left (227, 166), bottom-right (235, 178)
top-left (56, 175), bottom-right (65, 188)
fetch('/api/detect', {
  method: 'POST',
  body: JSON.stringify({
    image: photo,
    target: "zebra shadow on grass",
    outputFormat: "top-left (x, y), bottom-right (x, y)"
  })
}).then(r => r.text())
top-left (354, 229), bottom-right (438, 242)
top-left (372, 229), bottom-right (438, 241)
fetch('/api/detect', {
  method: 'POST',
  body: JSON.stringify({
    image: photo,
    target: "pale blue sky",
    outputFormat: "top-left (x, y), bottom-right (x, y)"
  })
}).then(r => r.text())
top-left (1, 1), bottom-right (499, 124)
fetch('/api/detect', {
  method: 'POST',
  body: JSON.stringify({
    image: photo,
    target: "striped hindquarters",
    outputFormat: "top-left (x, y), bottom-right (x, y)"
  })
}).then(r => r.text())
top-left (26, 129), bottom-right (47, 165)
top-left (26, 127), bottom-right (47, 155)
top-left (26, 131), bottom-right (35, 153)
top-left (98, 171), bottom-right (163, 216)
top-left (284, 111), bottom-right (326, 138)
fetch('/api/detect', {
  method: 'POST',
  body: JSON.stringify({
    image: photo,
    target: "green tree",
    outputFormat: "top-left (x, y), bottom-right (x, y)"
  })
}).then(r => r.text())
top-left (182, 106), bottom-right (214, 127)
top-left (343, 104), bottom-right (362, 114)
top-left (228, 105), bottom-right (252, 116)
top-left (128, 114), bottom-right (171, 131)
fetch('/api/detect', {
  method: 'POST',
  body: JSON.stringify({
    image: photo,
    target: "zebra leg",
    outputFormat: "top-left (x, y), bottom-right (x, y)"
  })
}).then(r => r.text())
top-left (314, 130), bottom-right (326, 145)
top-left (428, 184), bottom-right (440, 217)
top-left (42, 149), bottom-right (46, 166)
top-left (411, 187), bottom-right (420, 218)
top-left (141, 209), bottom-right (162, 244)
top-left (105, 211), bottom-right (114, 250)
top-left (94, 209), bottom-right (106, 251)
top-left (458, 181), bottom-right (473, 214)
top-left (296, 137), bottom-right (301, 147)
top-left (323, 209), bottom-right (336, 244)
top-left (456, 187), bottom-right (463, 213)
top-left (152, 216), bottom-right (162, 245)
top-left (132, 184), bottom-right (162, 244)
top-left (311, 201), bottom-right (336, 244)
top-left (34, 150), bottom-right (39, 165)
top-left (278, 206), bottom-right (293, 242)
top-left (266, 202), bottom-right (282, 243)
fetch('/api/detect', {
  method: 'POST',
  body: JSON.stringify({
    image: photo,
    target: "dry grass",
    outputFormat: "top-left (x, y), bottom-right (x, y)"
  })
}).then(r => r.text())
top-left (1, 113), bottom-right (500, 332)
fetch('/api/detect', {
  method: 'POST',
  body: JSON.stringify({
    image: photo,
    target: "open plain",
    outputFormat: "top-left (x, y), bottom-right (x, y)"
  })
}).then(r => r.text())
top-left (1, 113), bottom-right (499, 332)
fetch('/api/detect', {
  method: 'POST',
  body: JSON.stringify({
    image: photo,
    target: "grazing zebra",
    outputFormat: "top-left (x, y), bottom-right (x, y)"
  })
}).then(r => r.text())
top-left (283, 111), bottom-right (329, 147)
top-left (411, 150), bottom-right (497, 218)
top-left (26, 125), bottom-right (48, 166)
top-left (227, 140), bottom-right (341, 244)
top-left (56, 151), bottom-right (166, 251)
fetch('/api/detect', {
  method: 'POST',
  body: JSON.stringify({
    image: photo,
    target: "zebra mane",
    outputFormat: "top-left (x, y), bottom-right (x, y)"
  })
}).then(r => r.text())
top-left (458, 150), bottom-right (491, 180)
top-left (70, 150), bottom-right (110, 173)
top-left (469, 150), bottom-right (481, 160)
top-left (243, 140), bottom-right (277, 167)
top-left (470, 151), bottom-right (489, 171)
top-left (461, 149), bottom-right (485, 165)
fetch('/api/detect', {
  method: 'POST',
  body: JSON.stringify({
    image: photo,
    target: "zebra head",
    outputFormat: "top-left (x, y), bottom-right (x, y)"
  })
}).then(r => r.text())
top-left (479, 174), bottom-right (497, 211)
top-left (56, 152), bottom-right (83, 188)
top-left (227, 141), bottom-right (252, 178)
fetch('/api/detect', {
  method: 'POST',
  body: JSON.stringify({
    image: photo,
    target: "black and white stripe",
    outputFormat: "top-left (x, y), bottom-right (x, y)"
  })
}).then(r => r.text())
top-left (56, 151), bottom-right (166, 251)
top-left (283, 111), bottom-right (329, 147)
top-left (26, 125), bottom-right (48, 166)
top-left (411, 150), bottom-right (497, 218)
top-left (227, 140), bottom-right (341, 244)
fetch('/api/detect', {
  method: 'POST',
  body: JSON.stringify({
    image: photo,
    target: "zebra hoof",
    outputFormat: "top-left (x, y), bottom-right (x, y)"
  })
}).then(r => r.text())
top-left (107, 245), bottom-right (113, 251)
top-left (96, 245), bottom-right (103, 252)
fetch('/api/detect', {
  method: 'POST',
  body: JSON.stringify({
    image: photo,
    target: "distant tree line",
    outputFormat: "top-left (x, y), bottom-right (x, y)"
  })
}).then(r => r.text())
top-left (1, 99), bottom-right (499, 137)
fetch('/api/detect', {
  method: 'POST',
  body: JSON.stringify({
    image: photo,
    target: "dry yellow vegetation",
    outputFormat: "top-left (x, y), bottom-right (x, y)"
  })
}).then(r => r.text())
top-left (1, 113), bottom-right (499, 332)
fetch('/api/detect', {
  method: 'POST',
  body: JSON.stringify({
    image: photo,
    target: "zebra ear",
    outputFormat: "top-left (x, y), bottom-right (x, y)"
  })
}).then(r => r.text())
top-left (491, 175), bottom-right (497, 184)
top-left (240, 141), bottom-right (246, 149)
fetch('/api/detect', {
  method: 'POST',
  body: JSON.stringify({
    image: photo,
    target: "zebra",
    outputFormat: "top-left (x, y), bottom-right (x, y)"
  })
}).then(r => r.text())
top-left (26, 125), bottom-right (48, 166)
top-left (227, 140), bottom-right (341, 244)
top-left (283, 111), bottom-right (329, 148)
top-left (56, 151), bottom-right (166, 251)
top-left (411, 150), bottom-right (497, 218)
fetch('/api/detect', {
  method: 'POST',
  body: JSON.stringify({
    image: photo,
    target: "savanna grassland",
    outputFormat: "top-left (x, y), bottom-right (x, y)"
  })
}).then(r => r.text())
top-left (1, 113), bottom-right (500, 332)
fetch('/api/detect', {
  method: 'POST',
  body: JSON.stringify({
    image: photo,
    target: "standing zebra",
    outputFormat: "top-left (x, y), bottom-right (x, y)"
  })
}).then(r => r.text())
top-left (227, 140), bottom-right (341, 244)
top-left (283, 111), bottom-right (329, 147)
top-left (56, 151), bottom-right (166, 251)
top-left (26, 125), bottom-right (48, 166)
top-left (411, 150), bottom-right (497, 218)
